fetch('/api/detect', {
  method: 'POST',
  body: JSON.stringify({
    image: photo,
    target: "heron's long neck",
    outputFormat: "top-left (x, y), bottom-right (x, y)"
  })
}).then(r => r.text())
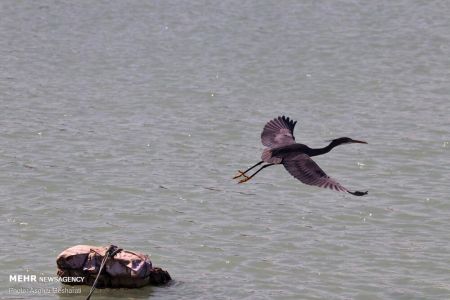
top-left (308, 141), bottom-right (339, 157)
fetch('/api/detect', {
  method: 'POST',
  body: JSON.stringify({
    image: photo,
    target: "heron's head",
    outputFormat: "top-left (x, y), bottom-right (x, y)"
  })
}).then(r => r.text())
top-left (331, 137), bottom-right (368, 146)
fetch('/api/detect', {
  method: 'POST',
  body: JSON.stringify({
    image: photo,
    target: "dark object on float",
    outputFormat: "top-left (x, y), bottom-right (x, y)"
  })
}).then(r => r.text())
top-left (234, 116), bottom-right (368, 196)
top-left (56, 245), bottom-right (171, 290)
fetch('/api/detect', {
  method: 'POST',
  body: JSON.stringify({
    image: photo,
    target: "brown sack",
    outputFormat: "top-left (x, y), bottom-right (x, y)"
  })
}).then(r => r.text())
top-left (56, 245), bottom-right (171, 288)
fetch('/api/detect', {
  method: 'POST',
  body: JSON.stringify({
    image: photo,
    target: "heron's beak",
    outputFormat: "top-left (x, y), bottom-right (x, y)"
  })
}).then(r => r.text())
top-left (351, 139), bottom-right (367, 144)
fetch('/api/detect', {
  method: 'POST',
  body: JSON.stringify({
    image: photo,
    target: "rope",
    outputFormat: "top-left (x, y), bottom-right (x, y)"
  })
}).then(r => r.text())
top-left (85, 245), bottom-right (122, 300)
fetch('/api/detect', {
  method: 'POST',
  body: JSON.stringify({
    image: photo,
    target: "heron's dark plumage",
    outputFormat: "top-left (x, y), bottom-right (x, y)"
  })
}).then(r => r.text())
top-left (282, 154), bottom-right (348, 192)
top-left (261, 116), bottom-right (297, 148)
top-left (235, 115), bottom-right (368, 196)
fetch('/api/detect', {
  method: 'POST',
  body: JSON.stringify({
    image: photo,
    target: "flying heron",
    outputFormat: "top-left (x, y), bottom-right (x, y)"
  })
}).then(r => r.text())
top-left (233, 116), bottom-right (368, 196)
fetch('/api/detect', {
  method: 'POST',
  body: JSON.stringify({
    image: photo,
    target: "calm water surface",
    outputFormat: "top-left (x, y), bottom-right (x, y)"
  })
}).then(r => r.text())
top-left (1, 1), bottom-right (449, 299)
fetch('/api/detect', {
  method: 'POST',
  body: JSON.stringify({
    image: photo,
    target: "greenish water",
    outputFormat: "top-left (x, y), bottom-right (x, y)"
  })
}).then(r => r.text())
top-left (1, 1), bottom-right (449, 299)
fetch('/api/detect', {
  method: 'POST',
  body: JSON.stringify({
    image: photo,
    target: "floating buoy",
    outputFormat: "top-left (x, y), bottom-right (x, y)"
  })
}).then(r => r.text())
top-left (56, 245), bottom-right (171, 290)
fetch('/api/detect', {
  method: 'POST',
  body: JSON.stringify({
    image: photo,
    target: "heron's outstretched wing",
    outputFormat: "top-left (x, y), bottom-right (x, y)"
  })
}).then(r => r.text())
top-left (261, 116), bottom-right (297, 148)
top-left (282, 154), bottom-right (349, 192)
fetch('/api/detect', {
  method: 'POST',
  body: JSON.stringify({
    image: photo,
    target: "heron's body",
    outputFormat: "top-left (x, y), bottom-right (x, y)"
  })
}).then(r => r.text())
top-left (265, 143), bottom-right (330, 160)
top-left (234, 116), bottom-right (368, 196)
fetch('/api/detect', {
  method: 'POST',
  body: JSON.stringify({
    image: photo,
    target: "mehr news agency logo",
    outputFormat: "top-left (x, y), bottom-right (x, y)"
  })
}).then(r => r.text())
top-left (8, 274), bottom-right (83, 295)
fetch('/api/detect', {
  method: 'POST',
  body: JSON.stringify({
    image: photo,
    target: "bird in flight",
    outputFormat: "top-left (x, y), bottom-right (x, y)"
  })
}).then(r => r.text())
top-left (233, 116), bottom-right (368, 196)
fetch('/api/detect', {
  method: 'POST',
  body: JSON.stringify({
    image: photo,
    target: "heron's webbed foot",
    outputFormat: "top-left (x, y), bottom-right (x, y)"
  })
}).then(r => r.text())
top-left (238, 176), bottom-right (252, 184)
top-left (233, 170), bottom-right (249, 180)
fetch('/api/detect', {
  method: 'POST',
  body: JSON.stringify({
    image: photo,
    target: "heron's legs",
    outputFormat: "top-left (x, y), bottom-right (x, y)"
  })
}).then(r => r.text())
top-left (238, 163), bottom-right (275, 184)
top-left (233, 161), bottom-right (264, 179)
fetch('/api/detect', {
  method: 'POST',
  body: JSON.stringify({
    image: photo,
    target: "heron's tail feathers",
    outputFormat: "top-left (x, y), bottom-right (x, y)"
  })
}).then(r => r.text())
top-left (261, 148), bottom-right (282, 164)
top-left (261, 148), bottom-right (272, 162)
